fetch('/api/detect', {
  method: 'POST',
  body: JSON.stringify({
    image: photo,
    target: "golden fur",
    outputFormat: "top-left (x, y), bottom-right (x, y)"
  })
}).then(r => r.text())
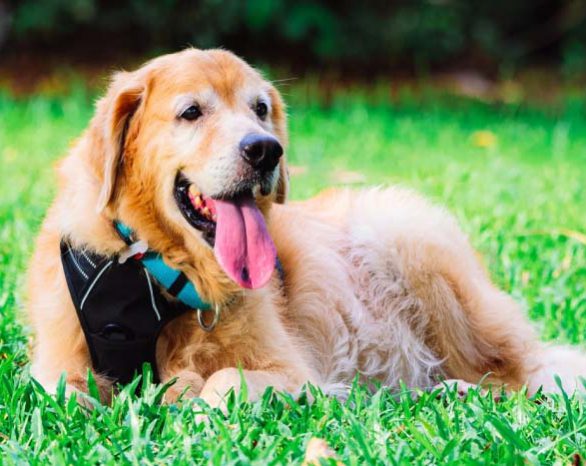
top-left (27, 49), bottom-right (586, 406)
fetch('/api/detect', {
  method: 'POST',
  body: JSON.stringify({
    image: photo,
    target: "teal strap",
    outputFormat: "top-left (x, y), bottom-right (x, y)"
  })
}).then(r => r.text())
top-left (114, 222), bottom-right (134, 242)
top-left (114, 222), bottom-right (210, 310)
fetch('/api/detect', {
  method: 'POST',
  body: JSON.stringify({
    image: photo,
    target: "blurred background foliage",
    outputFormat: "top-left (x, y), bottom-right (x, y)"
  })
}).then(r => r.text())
top-left (1, 0), bottom-right (586, 77)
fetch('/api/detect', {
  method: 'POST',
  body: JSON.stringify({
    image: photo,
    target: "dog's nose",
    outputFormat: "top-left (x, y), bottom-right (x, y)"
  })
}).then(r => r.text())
top-left (239, 134), bottom-right (283, 172)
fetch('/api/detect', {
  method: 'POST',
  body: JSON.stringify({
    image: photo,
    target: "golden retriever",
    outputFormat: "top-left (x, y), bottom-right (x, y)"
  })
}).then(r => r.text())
top-left (26, 48), bottom-right (586, 407)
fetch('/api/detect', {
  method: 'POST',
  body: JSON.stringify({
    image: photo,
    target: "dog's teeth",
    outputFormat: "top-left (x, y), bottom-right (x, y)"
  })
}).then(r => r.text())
top-left (194, 196), bottom-right (203, 208)
top-left (188, 185), bottom-right (200, 197)
top-left (202, 207), bottom-right (210, 217)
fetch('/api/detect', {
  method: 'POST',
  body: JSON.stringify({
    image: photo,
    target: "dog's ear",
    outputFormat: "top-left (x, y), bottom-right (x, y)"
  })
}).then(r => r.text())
top-left (268, 85), bottom-right (289, 204)
top-left (91, 70), bottom-right (147, 212)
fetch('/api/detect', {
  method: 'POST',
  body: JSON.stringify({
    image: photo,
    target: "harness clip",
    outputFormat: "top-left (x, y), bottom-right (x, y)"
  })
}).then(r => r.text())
top-left (118, 240), bottom-right (148, 264)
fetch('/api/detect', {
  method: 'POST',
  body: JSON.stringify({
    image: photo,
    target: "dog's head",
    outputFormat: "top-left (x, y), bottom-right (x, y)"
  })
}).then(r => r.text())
top-left (88, 49), bottom-right (289, 291)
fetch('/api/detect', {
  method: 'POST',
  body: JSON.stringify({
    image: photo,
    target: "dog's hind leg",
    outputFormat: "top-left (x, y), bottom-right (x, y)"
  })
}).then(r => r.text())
top-left (403, 241), bottom-right (537, 390)
top-left (395, 221), bottom-right (586, 394)
top-left (360, 187), bottom-right (586, 393)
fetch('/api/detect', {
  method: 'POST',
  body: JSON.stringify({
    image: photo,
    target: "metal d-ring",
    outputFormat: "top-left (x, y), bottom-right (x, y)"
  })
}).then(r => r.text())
top-left (196, 304), bottom-right (221, 332)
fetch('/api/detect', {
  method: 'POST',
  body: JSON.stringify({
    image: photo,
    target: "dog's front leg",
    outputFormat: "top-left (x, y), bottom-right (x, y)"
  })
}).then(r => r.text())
top-left (199, 367), bottom-right (306, 409)
top-left (31, 357), bottom-right (114, 406)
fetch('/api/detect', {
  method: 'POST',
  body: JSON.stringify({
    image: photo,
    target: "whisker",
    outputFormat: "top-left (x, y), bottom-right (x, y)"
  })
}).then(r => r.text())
top-left (271, 77), bottom-right (299, 85)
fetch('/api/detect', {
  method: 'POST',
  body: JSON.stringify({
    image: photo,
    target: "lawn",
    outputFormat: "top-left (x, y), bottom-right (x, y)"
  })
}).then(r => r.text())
top-left (1, 81), bottom-right (585, 464)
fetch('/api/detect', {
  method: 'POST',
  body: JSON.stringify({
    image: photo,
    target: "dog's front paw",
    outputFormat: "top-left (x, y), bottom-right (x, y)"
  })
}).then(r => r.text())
top-left (38, 378), bottom-right (99, 409)
top-left (163, 370), bottom-right (205, 403)
top-left (199, 368), bottom-right (242, 410)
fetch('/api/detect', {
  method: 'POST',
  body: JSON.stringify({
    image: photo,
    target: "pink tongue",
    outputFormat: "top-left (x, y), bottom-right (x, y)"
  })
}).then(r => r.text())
top-left (213, 197), bottom-right (276, 289)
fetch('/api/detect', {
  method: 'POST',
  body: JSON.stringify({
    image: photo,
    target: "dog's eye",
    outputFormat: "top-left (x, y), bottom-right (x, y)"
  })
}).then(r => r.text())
top-left (180, 105), bottom-right (202, 121)
top-left (255, 101), bottom-right (268, 120)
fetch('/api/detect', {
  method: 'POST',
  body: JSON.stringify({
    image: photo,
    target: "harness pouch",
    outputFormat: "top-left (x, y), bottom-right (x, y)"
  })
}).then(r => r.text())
top-left (89, 335), bottom-right (154, 385)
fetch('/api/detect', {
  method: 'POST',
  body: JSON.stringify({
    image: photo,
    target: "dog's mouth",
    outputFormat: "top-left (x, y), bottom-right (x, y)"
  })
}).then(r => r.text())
top-left (174, 173), bottom-right (276, 289)
top-left (175, 175), bottom-right (218, 245)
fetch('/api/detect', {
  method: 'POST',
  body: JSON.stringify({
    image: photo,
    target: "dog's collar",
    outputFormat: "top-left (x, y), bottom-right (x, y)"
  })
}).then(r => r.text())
top-left (114, 221), bottom-right (212, 312)
top-left (113, 221), bottom-right (285, 317)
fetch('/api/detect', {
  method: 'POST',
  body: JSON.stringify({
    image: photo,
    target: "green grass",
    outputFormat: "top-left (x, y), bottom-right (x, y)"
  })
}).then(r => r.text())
top-left (1, 82), bottom-right (586, 464)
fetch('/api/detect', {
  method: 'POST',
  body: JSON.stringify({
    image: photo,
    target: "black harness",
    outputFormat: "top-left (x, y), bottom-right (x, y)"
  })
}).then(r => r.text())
top-left (60, 242), bottom-right (192, 384)
top-left (61, 232), bottom-right (285, 385)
